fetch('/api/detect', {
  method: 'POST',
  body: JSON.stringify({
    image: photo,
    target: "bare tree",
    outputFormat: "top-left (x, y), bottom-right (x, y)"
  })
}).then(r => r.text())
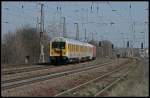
top-left (1, 25), bottom-right (50, 64)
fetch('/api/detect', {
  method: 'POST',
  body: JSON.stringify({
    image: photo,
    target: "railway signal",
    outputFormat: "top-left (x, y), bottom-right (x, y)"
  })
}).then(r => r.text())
top-left (112, 44), bottom-right (114, 49)
top-left (141, 42), bottom-right (143, 49)
top-left (99, 41), bottom-right (102, 47)
top-left (127, 41), bottom-right (129, 48)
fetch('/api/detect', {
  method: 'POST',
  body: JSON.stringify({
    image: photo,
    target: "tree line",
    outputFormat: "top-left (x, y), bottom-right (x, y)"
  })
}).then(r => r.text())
top-left (1, 25), bottom-right (50, 64)
top-left (1, 25), bottom-right (114, 64)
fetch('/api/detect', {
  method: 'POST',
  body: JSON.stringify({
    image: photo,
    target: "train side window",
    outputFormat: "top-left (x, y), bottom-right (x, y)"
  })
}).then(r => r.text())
top-left (72, 45), bottom-right (74, 52)
top-left (74, 45), bottom-right (75, 52)
top-left (74, 45), bottom-right (76, 52)
top-left (72, 44), bottom-right (73, 52)
top-left (83, 46), bottom-right (84, 52)
top-left (79, 45), bottom-right (81, 52)
top-left (86, 46), bottom-right (87, 53)
top-left (71, 44), bottom-right (72, 52)
top-left (76, 45), bottom-right (77, 52)
top-left (82, 46), bottom-right (83, 52)
top-left (74, 44), bottom-right (75, 52)
top-left (70, 44), bottom-right (71, 51)
top-left (69, 44), bottom-right (70, 51)
top-left (70, 44), bottom-right (71, 52)
top-left (75, 45), bottom-right (77, 52)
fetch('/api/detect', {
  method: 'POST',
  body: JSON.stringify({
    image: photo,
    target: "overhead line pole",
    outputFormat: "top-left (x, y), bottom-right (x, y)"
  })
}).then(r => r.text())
top-left (85, 28), bottom-right (86, 42)
top-left (62, 17), bottom-right (67, 38)
top-left (39, 3), bottom-right (45, 63)
top-left (74, 23), bottom-right (79, 40)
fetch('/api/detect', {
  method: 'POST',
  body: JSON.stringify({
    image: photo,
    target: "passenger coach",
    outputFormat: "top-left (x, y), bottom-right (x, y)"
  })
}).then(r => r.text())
top-left (49, 37), bottom-right (96, 63)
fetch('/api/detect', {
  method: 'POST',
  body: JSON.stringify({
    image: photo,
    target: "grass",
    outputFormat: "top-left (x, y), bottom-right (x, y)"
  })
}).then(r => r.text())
top-left (108, 58), bottom-right (149, 97)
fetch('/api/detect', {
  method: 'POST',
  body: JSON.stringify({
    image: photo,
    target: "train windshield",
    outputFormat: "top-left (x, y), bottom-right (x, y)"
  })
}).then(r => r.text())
top-left (52, 42), bottom-right (65, 49)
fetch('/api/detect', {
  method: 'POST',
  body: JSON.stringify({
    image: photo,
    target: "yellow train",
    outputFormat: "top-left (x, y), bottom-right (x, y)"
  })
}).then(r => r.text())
top-left (49, 37), bottom-right (96, 63)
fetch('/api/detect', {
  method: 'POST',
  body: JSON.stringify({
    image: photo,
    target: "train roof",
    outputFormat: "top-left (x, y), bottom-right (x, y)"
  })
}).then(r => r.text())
top-left (51, 37), bottom-right (94, 47)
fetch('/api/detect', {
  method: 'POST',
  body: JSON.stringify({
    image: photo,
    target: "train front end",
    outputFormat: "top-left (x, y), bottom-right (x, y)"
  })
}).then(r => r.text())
top-left (49, 38), bottom-right (68, 64)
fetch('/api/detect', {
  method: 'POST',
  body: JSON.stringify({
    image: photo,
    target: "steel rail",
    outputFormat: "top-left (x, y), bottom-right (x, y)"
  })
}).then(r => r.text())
top-left (94, 61), bottom-right (138, 96)
top-left (1, 59), bottom-right (105, 84)
top-left (2, 61), bottom-right (114, 91)
top-left (54, 61), bottom-right (130, 97)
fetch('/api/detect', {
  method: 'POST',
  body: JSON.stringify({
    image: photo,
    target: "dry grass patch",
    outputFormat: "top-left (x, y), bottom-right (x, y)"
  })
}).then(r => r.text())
top-left (108, 58), bottom-right (149, 97)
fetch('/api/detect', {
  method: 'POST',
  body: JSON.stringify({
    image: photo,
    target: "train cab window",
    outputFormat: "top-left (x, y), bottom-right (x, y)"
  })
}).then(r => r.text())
top-left (52, 42), bottom-right (65, 49)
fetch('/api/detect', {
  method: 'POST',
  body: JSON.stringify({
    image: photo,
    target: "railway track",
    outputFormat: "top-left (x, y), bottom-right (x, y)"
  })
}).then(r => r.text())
top-left (1, 63), bottom-right (47, 69)
top-left (2, 58), bottom-right (100, 75)
top-left (54, 60), bottom-right (136, 97)
top-left (2, 58), bottom-right (110, 84)
top-left (94, 61), bottom-right (138, 96)
top-left (2, 65), bottom-right (55, 75)
top-left (2, 60), bottom-right (117, 91)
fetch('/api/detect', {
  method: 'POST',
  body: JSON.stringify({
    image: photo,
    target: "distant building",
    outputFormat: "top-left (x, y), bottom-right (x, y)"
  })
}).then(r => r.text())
top-left (89, 40), bottom-right (113, 58)
top-left (101, 40), bottom-right (113, 57)
top-left (140, 48), bottom-right (149, 58)
top-left (113, 47), bottom-right (140, 58)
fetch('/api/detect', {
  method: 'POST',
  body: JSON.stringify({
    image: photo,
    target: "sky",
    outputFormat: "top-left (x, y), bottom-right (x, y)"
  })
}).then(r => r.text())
top-left (2, 1), bottom-right (149, 48)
